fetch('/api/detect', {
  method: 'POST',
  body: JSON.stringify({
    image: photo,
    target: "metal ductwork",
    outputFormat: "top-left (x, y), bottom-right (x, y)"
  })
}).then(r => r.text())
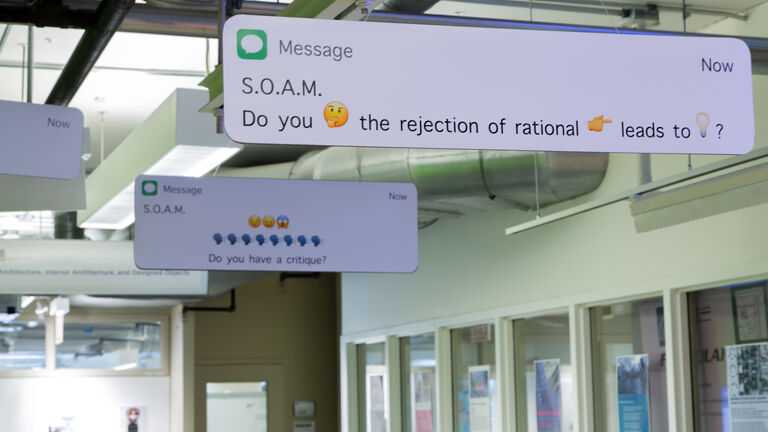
top-left (381, 0), bottom-right (440, 13)
top-left (221, 148), bottom-right (609, 223)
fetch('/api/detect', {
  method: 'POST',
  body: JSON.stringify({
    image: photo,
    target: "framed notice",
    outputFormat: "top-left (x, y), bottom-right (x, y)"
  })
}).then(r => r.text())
top-left (731, 284), bottom-right (768, 344)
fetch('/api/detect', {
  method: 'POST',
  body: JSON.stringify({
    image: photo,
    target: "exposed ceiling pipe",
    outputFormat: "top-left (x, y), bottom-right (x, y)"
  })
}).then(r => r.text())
top-left (143, 0), bottom-right (283, 14)
top-left (45, 0), bottom-right (135, 106)
top-left (220, 148), bottom-right (609, 223)
top-left (381, 0), bottom-right (440, 13)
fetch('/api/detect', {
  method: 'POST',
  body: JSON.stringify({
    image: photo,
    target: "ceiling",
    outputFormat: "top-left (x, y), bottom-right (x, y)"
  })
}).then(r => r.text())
top-left (1, 0), bottom-right (767, 239)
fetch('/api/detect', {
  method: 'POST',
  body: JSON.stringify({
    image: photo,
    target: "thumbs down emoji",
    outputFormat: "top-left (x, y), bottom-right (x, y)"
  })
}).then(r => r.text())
top-left (588, 115), bottom-right (612, 132)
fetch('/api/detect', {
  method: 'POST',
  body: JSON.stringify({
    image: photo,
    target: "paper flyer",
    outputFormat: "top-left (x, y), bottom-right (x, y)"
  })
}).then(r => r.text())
top-left (616, 354), bottom-right (650, 432)
top-left (410, 370), bottom-right (434, 432)
top-left (726, 343), bottom-right (768, 432)
top-left (468, 365), bottom-right (491, 432)
top-left (367, 373), bottom-right (387, 432)
top-left (534, 359), bottom-right (562, 432)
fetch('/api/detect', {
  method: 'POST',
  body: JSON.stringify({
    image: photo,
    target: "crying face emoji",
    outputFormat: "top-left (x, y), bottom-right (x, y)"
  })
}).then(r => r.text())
top-left (323, 101), bottom-right (348, 128)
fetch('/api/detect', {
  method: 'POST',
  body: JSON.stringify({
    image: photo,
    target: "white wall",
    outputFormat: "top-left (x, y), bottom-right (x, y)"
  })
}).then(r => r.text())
top-left (0, 376), bottom-right (170, 432)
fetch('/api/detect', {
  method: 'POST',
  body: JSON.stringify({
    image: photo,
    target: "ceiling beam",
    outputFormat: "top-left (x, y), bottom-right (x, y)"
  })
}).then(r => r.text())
top-left (45, 0), bottom-right (135, 106)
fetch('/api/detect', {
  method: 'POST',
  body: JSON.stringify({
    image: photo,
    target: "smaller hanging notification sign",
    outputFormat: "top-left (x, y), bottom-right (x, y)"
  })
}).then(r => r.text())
top-left (133, 175), bottom-right (418, 273)
top-left (0, 99), bottom-right (83, 179)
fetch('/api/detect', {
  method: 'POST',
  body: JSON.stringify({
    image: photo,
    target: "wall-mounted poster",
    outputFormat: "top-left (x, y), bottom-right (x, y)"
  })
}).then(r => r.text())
top-left (616, 354), bottom-right (650, 432)
top-left (468, 365), bottom-right (491, 432)
top-left (726, 342), bottom-right (768, 432)
top-left (122, 407), bottom-right (145, 432)
top-left (534, 359), bottom-right (561, 432)
top-left (367, 373), bottom-right (387, 432)
top-left (411, 370), bottom-right (434, 432)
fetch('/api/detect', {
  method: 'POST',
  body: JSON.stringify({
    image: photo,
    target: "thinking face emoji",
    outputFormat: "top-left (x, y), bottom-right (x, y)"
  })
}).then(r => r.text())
top-left (248, 215), bottom-right (261, 228)
top-left (323, 101), bottom-right (348, 128)
top-left (263, 215), bottom-right (275, 228)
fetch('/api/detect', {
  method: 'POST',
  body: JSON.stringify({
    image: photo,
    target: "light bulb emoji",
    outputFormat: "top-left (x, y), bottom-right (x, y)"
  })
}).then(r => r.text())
top-left (696, 112), bottom-right (710, 138)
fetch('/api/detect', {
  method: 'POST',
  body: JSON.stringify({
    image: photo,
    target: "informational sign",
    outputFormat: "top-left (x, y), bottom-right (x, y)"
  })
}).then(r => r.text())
top-left (223, 15), bottom-right (753, 155)
top-left (534, 359), bottom-right (561, 432)
top-left (726, 343), bottom-right (768, 432)
top-left (469, 365), bottom-right (491, 432)
top-left (0, 240), bottom-right (206, 295)
top-left (638, 299), bottom-right (668, 432)
top-left (732, 285), bottom-right (768, 343)
top-left (410, 371), bottom-right (434, 432)
top-left (0, 100), bottom-right (83, 179)
top-left (134, 175), bottom-right (417, 273)
top-left (293, 401), bottom-right (316, 417)
top-left (616, 354), bottom-right (650, 432)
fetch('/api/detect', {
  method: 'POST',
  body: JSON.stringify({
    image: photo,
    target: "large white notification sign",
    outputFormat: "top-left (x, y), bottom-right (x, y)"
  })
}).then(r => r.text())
top-left (134, 175), bottom-right (417, 273)
top-left (0, 100), bottom-right (83, 179)
top-left (223, 15), bottom-right (754, 155)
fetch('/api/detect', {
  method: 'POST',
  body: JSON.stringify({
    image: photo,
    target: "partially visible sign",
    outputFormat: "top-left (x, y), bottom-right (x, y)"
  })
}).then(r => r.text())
top-left (616, 354), bottom-right (650, 432)
top-left (0, 100), bottom-right (83, 179)
top-left (726, 343), bottom-right (768, 432)
top-left (134, 175), bottom-right (418, 273)
top-left (223, 15), bottom-right (754, 154)
top-left (0, 240), bottom-right (207, 295)
top-left (535, 359), bottom-right (562, 432)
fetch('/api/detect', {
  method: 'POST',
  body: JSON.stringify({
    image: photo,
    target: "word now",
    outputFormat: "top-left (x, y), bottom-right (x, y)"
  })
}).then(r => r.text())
top-left (701, 57), bottom-right (734, 73)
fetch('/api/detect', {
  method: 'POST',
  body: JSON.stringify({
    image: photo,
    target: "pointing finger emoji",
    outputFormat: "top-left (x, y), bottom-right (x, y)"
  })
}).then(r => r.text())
top-left (588, 115), bottom-right (612, 132)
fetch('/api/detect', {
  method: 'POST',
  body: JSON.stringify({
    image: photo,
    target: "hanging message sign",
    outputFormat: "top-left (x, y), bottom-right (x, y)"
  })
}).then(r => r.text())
top-left (0, 100), bottom-right (83, 179)
top-left (223, 15), bottom-right (753, 155)
top-left (133, 175), bottom-right (417, 273)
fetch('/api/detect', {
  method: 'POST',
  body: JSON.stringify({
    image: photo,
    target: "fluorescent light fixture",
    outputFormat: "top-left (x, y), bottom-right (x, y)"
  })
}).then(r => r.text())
top-left (20, 296), bottom-right (35, 309)
top-left (114, 362), bottom-right (138, 371)
top-left (630, 161), bottom-right (768, 233)
top-left (78, 88), bottom-right (242, 229)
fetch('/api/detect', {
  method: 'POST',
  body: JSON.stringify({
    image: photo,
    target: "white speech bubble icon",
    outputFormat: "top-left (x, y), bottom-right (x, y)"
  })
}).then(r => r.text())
top-left (240, 34), bottom-right (264, 55)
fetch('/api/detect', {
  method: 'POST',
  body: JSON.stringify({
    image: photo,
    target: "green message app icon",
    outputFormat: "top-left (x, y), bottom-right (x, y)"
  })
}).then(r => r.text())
top-left (142, 180), bottom-right (158, 196)
top-left (237, 29), bottom-right (267, 60)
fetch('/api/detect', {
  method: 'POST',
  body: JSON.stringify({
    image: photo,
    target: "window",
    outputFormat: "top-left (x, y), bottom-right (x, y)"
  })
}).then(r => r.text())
top-left (357, 342), bottom-right (387, 432)
top-left (56, 321), bottom-right (163, 370)
top-left (401, 333), bottom-right (436, 432)
top-left (514, 313), bottom-right (573, 432)
top-left (591, 298), bottom-right (667, 432)
top-left (0, 320), bottom-right (46, 370)
top-left (689, 281), bottom-right (768, 432)
top-left (452, 324), bottom-right (496, 432)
